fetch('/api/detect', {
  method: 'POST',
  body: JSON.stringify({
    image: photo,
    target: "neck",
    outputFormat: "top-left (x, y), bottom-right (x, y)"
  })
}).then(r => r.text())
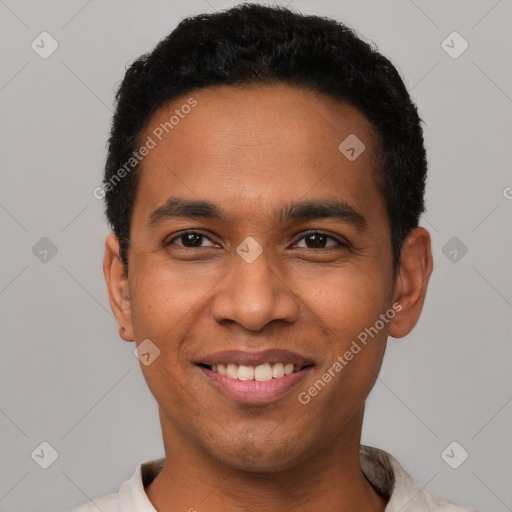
top-left (145, 406), bottom-right (387, 512)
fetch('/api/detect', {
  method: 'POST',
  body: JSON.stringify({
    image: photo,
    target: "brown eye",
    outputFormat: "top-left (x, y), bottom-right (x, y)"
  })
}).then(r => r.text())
top-left (166, 231), bottom-right (217, 248)
top-left (294, 232), bottom-right (345, 249)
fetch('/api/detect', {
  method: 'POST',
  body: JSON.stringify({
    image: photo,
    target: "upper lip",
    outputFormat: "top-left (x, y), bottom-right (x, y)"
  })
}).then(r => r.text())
top-left (197, 349), bottom-right (315, 368)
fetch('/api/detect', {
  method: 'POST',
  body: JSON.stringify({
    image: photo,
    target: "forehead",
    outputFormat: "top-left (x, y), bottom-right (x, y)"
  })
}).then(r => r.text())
top-left (132, 83), bottom-right (385, 229)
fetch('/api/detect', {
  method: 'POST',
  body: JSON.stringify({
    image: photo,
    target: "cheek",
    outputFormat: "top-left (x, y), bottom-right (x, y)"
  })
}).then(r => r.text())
top-left (127, 261), bottom-right (206, 339)
top-left (303, 265), bottom-right (392, 336)
top-left (299, 265), bottom-right (392, 392)
top-left (127, 265), bottom-right (214, 399)
top-left (298, 283), bottom-right (389, 424)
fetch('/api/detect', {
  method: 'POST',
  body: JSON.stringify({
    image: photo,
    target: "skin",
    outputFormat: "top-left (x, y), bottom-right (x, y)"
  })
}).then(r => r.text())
top-left (104, 83), bottom-right (433, 512)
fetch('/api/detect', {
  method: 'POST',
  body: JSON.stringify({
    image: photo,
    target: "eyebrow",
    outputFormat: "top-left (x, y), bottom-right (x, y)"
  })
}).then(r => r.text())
top-left (148, 197), bottom-right (367, 230)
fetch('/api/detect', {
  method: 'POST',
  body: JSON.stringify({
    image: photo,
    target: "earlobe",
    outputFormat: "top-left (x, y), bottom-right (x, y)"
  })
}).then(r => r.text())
top-left (388, 227), bottom-right (433, 339)
top-left (103, 233), bottom-right (135, 342)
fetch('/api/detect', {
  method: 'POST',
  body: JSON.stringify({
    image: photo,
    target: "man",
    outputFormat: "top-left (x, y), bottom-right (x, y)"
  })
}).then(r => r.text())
top-left (75, 3), bottom-right (475, 511)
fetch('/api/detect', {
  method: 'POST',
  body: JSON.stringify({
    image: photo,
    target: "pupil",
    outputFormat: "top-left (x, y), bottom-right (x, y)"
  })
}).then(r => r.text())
top-left (183, 233), bottom-right (202, 247)
top-left (307, 234), bottom-right (326, 248)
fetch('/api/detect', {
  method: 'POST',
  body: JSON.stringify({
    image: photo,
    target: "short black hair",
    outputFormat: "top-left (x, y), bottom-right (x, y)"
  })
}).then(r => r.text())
top-left (102, 3), bottom-right (427, 271)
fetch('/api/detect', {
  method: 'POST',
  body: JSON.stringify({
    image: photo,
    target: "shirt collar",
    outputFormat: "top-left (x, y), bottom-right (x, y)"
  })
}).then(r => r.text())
top-left (117, 445), bottom-right (450, 512)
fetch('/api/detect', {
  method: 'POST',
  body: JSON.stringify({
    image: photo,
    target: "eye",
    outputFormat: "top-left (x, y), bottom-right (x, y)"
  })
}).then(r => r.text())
top-left (165, 231), bottom-right (218, 248)
top-left (164, 230), bottom-right (346, 250)
top-left (293, 231), bottom-right (346, 249)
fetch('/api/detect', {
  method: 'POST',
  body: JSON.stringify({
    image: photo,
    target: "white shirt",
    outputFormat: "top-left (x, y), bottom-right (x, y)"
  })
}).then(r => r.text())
top-left (70, 445), bottom-right (476, 511)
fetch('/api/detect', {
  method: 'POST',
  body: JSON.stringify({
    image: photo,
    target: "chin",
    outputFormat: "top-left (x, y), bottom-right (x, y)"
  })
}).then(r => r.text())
top-left (205, 431), bottom-right (307, 473)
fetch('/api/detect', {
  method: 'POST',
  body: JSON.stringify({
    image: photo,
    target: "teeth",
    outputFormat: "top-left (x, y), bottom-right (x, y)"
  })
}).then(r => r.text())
top-left (238, 365), bottom-right (254, 381)
top-left (254, 363), bottom-right (273, 381)
top-left (272, 363), bottom-right (285, 378)
top-left (284, 363), bottom-right (294, 375)
top-left (226, 363), bottom-right (238, 379)
top-left (208, 362), bottom-right (304, 381)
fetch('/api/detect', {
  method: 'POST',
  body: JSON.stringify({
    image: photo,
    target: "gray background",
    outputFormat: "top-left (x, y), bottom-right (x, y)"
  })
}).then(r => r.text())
top-left (0, 0), bottom-right (510, 511)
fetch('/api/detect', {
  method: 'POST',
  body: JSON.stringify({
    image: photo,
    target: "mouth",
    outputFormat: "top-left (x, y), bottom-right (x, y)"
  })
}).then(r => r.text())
top-left (195, 349), bottom-right (315, 404)
top-left (197, 362), bottom-right (309, 381)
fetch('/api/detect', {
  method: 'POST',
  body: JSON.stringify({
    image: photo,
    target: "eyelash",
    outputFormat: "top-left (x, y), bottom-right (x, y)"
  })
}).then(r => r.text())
top-left (164, 230), bottom-right (347, 250)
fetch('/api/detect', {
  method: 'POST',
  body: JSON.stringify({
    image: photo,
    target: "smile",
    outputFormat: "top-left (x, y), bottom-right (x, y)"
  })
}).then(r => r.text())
top-left (200, 362), bottom-right (306, 381)
top-left (195, 349), bottom-right (315, 404)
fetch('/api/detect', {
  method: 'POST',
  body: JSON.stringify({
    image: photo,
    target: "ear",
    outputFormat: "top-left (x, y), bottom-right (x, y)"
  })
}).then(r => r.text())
top-left (103, 233), bottom-right (134, 342)
top-left (388, 227), bottom-right (433, 338)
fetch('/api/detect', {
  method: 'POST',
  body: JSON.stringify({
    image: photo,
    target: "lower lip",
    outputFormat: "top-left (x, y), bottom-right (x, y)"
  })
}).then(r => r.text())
top-left (198, 366), bottom-right (313, 404)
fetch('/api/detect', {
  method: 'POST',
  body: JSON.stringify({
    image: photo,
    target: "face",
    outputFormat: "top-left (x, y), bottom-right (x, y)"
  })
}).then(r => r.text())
top-left (104, 83), bottom-right (431, 472)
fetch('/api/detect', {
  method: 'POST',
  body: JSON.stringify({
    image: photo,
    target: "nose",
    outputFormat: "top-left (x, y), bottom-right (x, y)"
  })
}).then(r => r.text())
top-left (210, 244), bottom-right (300, 332)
